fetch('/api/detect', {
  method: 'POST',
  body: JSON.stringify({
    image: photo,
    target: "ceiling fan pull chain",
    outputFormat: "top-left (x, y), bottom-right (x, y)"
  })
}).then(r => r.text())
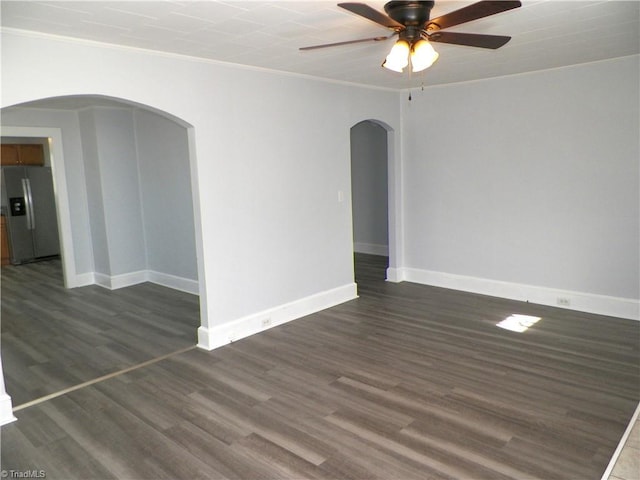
top-left (408, 63), bottom-right (412, 101)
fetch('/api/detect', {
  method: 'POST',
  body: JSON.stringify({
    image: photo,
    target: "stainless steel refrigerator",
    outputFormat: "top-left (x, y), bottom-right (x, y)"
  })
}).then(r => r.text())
top-left (1, 166), bottom-right (60, 264)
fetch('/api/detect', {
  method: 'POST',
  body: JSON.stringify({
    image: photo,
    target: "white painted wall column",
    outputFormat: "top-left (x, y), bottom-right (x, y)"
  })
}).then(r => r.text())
top-left (0, 351), bottom-right (16, 425)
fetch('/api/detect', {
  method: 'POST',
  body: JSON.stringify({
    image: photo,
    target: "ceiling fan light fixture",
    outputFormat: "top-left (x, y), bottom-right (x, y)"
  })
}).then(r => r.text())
top-left (410, 39), bottom-right (439, 72)
top-left (303, 1), bottom-right (521, 77)
top-left (382, 39), bottom-right (410, 72)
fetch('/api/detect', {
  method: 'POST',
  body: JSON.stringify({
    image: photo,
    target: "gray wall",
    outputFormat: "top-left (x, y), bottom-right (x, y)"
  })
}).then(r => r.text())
top-left (134, 109), bottom-right (197, 280)
top-left (80, 107), bottom-right (147, 276)
top-left (78, 108), bottom-right (110, 275)
top-left (350, 120), bottom-right (388, 255)
top-left (402, 56), bottom-right (639, 300)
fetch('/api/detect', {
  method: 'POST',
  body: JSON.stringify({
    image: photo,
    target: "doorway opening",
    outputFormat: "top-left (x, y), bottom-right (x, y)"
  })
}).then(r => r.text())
top-left (1, 136), bottom-right (60, 268)
top-left (0, 95), bottom-right (203, 411)
top-left (350, 120), bottom-right (391, 285)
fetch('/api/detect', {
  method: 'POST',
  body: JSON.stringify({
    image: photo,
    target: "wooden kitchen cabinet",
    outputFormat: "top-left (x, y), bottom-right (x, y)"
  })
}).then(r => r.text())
top-left (19, 144), bottom-right (46, 165)
top-left (1, 145), bottom-right (20, 165)
top-left (1, 144), bottom-right (45, 166)
top-left (1, 215), bottom-right (10, 266)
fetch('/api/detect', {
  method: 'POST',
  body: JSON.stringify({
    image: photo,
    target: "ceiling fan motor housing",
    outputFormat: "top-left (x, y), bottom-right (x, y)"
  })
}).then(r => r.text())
top-left (384, 1), bottom-right (434, 27)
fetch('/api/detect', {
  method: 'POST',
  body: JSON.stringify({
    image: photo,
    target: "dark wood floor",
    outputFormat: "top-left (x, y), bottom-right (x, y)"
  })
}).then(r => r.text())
top-left (1, 254), bottom-right (638, 479)
top-left (1, 259), bottom-right (200, 406)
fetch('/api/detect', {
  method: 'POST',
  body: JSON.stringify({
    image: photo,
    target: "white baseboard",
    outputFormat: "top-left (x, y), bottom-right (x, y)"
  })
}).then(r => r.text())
top-left (93, 270), bottom-right (198, 295)
top-left (147, 270), bottom-right (199, 295)
top-left (385, 267), bottom-right (404, 283)
top-left (197, 282), bottom-right (358, 350)
top-left (401, 267), bottom-right (639, 321)
top-left (354, 242), bottom-right (389, 256)
top-left (94, 270), bottom-right (147, 290)
top-left (94, 272), bottom-right (112, 289)
top-left (0, 393), bottom-right (16, 426)
top-left (112, 270), bottom-right (148, 290)
top-left (73, 272), bottom-right (95, 288)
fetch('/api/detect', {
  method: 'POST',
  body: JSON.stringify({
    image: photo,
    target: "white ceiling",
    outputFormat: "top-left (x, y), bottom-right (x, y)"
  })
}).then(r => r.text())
top-left (1, 0), bottom-right (638, 90)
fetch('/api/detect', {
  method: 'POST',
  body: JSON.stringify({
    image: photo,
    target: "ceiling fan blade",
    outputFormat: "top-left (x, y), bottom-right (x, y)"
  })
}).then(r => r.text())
top-left (338, 3), bottom-right (404, 29)
top-left (300, 35), bottom-right (392, 51)
top-left (428, 31), bottom-right (511, 49)
top-left (427, 1), bottom-right (521, 31)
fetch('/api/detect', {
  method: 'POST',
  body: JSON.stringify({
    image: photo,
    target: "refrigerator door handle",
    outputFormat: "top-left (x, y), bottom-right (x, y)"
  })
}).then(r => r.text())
top-left (21, 178), bottom-right (32, 229)
top-left (22, 177), bottom-right (35, 230)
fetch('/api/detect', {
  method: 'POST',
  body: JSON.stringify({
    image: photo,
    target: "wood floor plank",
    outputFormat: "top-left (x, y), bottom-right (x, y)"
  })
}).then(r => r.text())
top-left (231, 433), bottom-right (323, 479)
top-left (40, 436), bottom-right (119, 480)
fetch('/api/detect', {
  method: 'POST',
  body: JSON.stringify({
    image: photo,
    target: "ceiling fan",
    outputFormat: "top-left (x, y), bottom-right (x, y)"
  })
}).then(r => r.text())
top-left (300, 1), bottom-right (522, 73)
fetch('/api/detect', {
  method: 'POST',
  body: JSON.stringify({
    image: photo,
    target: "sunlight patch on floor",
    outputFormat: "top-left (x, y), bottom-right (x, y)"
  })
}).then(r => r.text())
top-left (497, 314), bottom-right (541, 333)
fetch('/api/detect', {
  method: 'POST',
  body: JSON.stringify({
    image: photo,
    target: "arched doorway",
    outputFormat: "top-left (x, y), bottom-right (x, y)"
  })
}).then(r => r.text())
top-left (349, 119), bottom-right (399, 285)
top-left (2, 95), bottom-right (201, 290)
top-left (0, 94), bottom-right (203, 416)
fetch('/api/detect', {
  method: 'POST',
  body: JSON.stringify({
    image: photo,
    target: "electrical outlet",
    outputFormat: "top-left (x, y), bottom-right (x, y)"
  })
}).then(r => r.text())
top-left (261, 317), bottom-right (272, 327)
top-left (557, 297), bottom-right (571, 307)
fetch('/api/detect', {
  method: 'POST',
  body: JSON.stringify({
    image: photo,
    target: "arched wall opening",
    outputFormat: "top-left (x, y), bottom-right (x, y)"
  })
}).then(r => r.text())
top-left (349, 118), bottom-right (400, 283)
top-left (350, 120), bottom-right (389, 256)
top-left (0, 94), bottom-right (206, 420)
top-left (1, 94), bottom-right (202, 293)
